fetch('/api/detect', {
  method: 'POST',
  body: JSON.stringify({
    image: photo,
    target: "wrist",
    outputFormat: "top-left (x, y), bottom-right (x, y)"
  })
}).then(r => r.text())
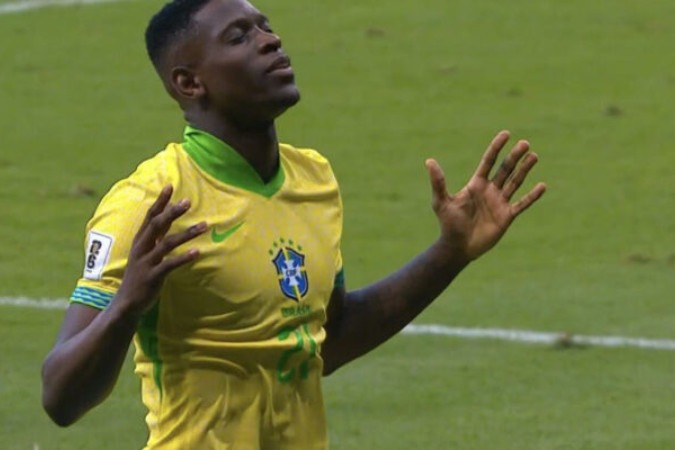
top-left (103, 296), bottom-right (146, 330)
top-left (433, 236), bottom-right (473, 269)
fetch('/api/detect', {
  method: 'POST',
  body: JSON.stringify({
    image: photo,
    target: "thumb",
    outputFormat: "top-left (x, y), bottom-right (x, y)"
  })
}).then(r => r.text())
top-left (425, 159), bottom-right (450, 209)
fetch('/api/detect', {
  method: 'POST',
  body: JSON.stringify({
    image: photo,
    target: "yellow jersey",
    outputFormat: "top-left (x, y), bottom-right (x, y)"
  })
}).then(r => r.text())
top-left (70, 126), bottom-right (344, 449)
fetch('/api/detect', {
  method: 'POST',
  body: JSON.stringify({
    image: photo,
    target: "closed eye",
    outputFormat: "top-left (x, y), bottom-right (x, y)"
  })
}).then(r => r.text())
top-left (260, 20), bottom-right (273, 33)
top-left (226, 25), bottom-right (249, 45)
top-left (229, 33), bottom-right (246, 44)
top-left (220, 14), bottom-right (273, 44)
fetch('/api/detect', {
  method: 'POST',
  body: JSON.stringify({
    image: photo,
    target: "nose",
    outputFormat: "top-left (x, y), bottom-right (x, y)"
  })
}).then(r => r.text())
top-left (257, 28), bottom-right (281, 53)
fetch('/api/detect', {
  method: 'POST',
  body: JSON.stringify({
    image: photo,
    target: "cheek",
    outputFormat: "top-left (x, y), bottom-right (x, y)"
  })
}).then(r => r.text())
top-left (215, 64), bottom-right (264, 98)
top-left (200, 51), bottom-right (253, 91)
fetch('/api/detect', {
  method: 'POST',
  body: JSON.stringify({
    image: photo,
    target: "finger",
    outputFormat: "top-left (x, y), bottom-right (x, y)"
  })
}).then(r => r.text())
top-left (149, 221), bottom-right (207, 263)
top-left (134, 198), bottom-right (192, 254)
top-left (153, 248), bottom-right (201, 279)
top-left (474, 130), bottom-right (510, 179)
top-left (511, 182), bottom-right (547, 217)
top-left (425, 159), bottom-right (450, 210)
top-left (502, 152), bottom-right (539, 200)
top-left (135, 185), bottom-right (173, 243)
top-left (492, 140), bottom-right (530, 189)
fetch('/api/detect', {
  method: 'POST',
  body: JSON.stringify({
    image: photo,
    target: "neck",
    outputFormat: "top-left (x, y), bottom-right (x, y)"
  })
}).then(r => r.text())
top-left (187, 114), bottom-right (280, 182)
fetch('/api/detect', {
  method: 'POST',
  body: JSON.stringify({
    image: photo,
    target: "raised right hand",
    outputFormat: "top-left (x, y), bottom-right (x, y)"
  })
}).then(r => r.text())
top-left (115, 185), bottom-right (206, 317)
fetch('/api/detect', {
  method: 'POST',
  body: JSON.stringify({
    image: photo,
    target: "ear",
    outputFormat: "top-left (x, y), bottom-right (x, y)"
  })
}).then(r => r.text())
top-left (169, 66), bottom-right (206, 102)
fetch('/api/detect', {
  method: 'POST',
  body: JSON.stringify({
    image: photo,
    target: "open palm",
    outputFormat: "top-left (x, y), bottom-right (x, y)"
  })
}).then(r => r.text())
top-left (426, 131), bottom-right (547, 261)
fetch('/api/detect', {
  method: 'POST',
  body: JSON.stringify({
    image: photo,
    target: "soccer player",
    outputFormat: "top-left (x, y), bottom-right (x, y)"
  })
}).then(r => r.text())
top-left (41, 0), bottom-right (546, 448)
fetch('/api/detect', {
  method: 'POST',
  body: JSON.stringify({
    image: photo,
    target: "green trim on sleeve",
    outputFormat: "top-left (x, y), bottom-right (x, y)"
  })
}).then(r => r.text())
top-left (137, 302), bottom-right (164, 399)
top-left (334, 268), bottom-right (345, 288)
top-left (182, 126), bottom-right (285, 198)
top-left (70, 286), bottom-right (114, 310)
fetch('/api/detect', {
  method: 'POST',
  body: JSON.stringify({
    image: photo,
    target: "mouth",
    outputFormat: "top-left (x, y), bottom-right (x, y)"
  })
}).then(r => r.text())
top-left (266, 55), bottom-right (293, 74)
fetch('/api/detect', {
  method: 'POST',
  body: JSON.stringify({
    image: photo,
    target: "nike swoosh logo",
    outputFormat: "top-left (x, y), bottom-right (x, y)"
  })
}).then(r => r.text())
top-left (211, 222), bottom-right (244, 243)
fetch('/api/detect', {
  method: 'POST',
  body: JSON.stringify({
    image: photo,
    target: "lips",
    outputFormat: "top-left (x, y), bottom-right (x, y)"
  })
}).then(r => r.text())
top-left (266, 55), bottom-right (292, 74)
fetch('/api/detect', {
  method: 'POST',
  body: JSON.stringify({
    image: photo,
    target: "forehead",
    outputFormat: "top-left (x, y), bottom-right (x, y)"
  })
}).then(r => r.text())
top-left (194, 0), bottom-right (262, 33)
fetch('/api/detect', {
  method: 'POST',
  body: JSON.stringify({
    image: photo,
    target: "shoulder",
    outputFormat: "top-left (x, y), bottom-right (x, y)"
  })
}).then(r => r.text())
top-left (279, 143), bottom-right (338, 187)
top-left (89, 143), bottom-right (184, 230)
top-left (101, 144), bottom-right (183, 206)
top-left (279, 143), bottom-right (333, 167)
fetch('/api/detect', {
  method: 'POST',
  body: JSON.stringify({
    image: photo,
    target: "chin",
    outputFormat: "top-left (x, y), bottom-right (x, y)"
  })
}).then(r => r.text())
top-left (269, 87), bottom-right (301, 118)
top-left (281, 85), bottom-right (301, 106)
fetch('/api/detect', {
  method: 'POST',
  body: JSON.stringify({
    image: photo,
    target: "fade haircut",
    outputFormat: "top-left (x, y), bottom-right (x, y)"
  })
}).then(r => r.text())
top-left (145, 0), bottom-right (213, 72)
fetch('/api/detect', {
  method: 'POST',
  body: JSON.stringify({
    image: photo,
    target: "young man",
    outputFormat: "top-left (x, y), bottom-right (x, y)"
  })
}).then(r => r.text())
top-left (41, 0), bottom-right (546, 448)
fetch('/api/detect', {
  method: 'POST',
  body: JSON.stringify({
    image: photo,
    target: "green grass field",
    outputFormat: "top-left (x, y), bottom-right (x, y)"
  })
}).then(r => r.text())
top-left (1, 0), bottom-right (674, 448)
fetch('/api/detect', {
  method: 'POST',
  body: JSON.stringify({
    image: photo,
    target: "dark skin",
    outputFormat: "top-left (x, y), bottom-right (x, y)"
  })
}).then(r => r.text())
top-left (164, 0), bottom-right (299, 180)
top-left (42, 188), bottom-right (207, 426)
top-left (42, 0), bottom-right (546, 426)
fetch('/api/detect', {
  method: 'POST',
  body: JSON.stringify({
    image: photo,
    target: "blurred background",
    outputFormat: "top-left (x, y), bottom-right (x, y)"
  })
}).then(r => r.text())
top-left (1, 0), bottom-right (674, 448)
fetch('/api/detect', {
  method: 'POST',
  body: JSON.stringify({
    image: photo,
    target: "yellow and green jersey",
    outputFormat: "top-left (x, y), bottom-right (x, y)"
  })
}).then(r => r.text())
top-left (70, 126), bottom-right (344, 449)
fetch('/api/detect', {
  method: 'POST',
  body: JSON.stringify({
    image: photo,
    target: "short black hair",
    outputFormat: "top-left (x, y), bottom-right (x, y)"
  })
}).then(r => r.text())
top-left (145, 0), bottom-right (212, 71)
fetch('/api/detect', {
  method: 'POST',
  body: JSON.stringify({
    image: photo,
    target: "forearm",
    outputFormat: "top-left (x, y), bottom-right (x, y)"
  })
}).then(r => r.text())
top-left (41, 303), bottom-right (139, 426)
top-left (323, 238), bottom-right (470, 374)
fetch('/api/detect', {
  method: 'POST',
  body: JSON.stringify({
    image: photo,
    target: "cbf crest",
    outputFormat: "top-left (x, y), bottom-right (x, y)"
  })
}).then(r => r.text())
top-left (270, 238), bottom-right (309, 301)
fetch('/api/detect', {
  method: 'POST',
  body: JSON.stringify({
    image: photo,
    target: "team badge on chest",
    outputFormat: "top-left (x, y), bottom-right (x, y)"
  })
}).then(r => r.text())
top-left (270, 238), bottom-right (309, 301)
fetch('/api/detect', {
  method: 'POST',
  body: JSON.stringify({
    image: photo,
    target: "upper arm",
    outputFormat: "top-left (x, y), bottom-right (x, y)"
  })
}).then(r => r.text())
top-left (46, 179), bottom-right (152, 353)
top-left (324, 284), bottom-right (346, 339)
top-left (52, 303), bottom-right (103, 346)
top-left (322, 284), bottom-right (348, 375)
top-left (57, 175), bottom-right (161, 345)
top-left (51, 187), bottom-right (146, 345)
top-left (42, 303), bottom-right (103, 387)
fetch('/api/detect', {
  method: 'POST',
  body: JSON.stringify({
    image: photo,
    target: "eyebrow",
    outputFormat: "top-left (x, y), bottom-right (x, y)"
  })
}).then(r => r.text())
top-left (216, 13), bottom-right (269, 37)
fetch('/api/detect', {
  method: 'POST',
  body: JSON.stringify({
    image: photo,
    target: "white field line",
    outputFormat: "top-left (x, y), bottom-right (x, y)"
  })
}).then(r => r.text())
top-left (0, 296), bottom-right (68, 310)
top-left (4, 297), bottom-right (675, 351)
top-left (0, 0), bottom-right (130, 15)
top-left (403, 324), bottom-right (675, 351)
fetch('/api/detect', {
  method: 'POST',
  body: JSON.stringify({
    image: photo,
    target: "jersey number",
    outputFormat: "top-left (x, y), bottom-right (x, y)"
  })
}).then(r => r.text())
top-left (276, 323), bottom-right (317, 383)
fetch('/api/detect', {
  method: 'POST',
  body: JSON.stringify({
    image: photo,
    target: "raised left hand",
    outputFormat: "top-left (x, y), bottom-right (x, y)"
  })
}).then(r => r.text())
top-left (426, 130), bottom-right (546, 262)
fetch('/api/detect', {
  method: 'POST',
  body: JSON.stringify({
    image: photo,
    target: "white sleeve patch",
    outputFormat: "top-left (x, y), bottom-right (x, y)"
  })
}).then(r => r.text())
top-left (83, 231), bottom-right (115, 281)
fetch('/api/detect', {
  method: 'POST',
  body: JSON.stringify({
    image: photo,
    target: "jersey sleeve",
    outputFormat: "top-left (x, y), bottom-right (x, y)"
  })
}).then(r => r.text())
top-left (287, 144), bottom-right (346, 290)
top-left (329, 158), bottom-right (345, 289)
top-left (333, 250), bottom-right (345, 288)
top-left (70, 166), bottom-right (166, 310)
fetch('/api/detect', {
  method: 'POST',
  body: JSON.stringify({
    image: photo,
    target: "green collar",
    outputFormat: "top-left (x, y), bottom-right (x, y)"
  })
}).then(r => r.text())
top-left (182, 125), bottom-right (285, 198)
